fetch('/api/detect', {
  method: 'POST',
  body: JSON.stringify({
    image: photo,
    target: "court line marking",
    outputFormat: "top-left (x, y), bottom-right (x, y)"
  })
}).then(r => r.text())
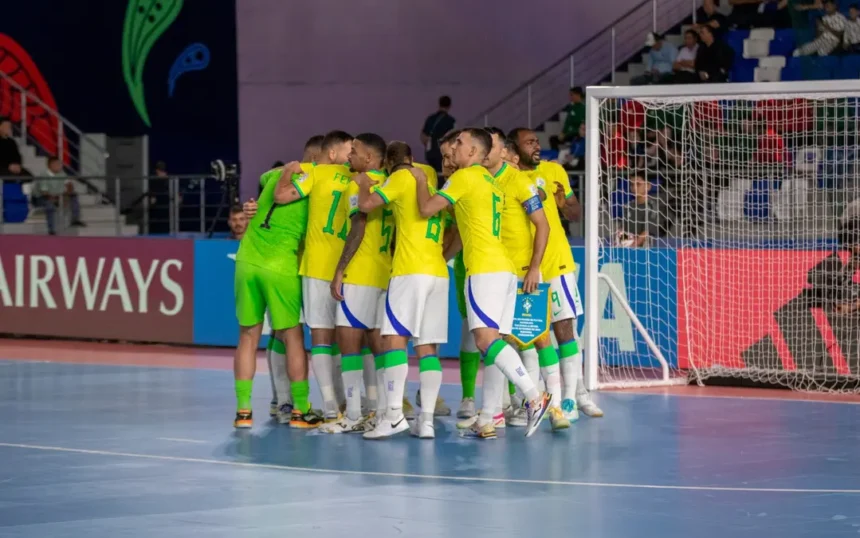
top-left (5, 358), bottom-right (860, 406)
top-left (2, 442), bottom-right (859, 494)
top-left (155, 437), bottom-right (209, 444)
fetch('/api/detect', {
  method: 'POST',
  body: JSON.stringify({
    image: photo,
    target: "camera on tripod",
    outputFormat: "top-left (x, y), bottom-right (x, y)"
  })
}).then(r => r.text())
top-left (210, 159), bottom-right (240, 204)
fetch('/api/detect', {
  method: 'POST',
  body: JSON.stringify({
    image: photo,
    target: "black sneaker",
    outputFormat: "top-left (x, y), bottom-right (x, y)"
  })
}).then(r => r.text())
top-left (234, 409), bottom-right (253, 429)
top-left (290, 408), bottom-right (325, 429)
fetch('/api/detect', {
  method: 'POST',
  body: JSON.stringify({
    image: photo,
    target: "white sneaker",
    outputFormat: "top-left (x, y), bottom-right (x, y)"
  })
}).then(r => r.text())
top-left (410, 418), bottom-right (435, 439)
top-left (363, 414), bottom-right (410, 440)
top-left (457, 411), bottom-right (505, 429)
top-left (457, 397), bottom-right (476, 419)
top-left (524, 392), bottom-right (551, 438)
top-left (507, 406), bottom-right (528, 427)
top-left (561, 398), bottom-right (580, 422)
top-left (577, 395), bottom-right (604, 417)
top-left (319, 415), bottom-right (371, 434)
top-left (276, 403), bottom-right (294, 425)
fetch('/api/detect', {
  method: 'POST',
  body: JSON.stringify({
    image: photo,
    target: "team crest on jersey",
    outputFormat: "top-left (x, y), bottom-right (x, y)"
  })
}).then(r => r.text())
top-left (535, 177), bottom-right (546, 188)
top-left (442, 179), bottom-right (451, 190)
top-left (296, 173), bottom-right (309, 183)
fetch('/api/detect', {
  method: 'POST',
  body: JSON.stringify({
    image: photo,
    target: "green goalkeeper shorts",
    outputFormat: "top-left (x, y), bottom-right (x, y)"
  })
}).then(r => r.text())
top-left (235, 261), bottom-right (302, 330)
top-left (453, 253), bottom-right (467, 320)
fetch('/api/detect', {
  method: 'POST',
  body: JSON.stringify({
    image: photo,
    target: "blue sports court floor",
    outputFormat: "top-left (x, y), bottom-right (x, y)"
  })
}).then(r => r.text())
top-left (1, 340), bottom-right (860, 538)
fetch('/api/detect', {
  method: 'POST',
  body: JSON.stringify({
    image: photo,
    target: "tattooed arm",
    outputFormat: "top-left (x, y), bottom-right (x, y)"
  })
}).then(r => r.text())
top-left (330, 212), bottom-right (367, 301)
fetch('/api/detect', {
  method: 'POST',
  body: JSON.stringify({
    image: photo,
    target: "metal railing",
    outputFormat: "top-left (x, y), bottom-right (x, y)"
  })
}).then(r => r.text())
top-left (467, 0), bottom-right (701, 132)
top-left (0, 175), bottom-right (234, 237)
top-left (0, 70), bottom-right (110, 176)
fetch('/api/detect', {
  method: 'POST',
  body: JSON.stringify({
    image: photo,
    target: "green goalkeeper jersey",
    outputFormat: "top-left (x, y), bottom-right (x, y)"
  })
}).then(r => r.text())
top-left (235, 168), bottom-right (308, 275)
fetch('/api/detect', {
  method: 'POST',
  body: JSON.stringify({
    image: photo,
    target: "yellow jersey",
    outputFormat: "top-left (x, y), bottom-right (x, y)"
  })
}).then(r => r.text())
top-left (293, 163), bottom-right (354, 281)
top-left (342, 170), bottom-right (392, 289)
top-left (438, 164), bottom-right (514, 276)
top-left (373, 168), bottom-right (449, 279)
top-left (492, 163), bottom-right (543, 277)
top-left (524, 161), bottom-right (576, 280)
top-left (413, 162), bottom-right (439, 189)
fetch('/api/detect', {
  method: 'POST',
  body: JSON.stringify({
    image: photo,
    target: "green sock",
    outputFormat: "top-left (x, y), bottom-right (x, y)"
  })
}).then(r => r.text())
top-left (460, 350), bottom-right (480, 399)
top-left (291, 380), bottom-right (311, 413)
top-left (538, 345), bottom-right (560, 367)
top-left (509, 381), bottom-right (516, 395)
top-left (235, 379), bottom-right (253, 411)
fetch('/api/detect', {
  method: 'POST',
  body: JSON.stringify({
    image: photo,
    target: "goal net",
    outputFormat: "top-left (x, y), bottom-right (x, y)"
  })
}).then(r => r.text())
top-left (584, 82), bottom-right (860, 393)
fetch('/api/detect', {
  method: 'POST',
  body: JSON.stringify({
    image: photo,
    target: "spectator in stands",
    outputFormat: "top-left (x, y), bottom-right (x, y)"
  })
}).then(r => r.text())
top-left (618, 174), bottom-right (661, 247)
top-left (792, 0), bottom-right (823, 45)
top-left (559, 123), bottom-right (586, 171)
top-left (0, 117), bottom-right (32, 181)
top-left (228, 205), bottom-right (248, 240)
top-left (671, 30), bottom-right (701, 83)
top-left (696, 0), bottom-right (729, 38)
top-left (843, 4), bottom-right (860, 51)
top-left (31, 156), bottom-right (85, 235)
top-left (696, 26), bottom-right (734, 82)
top-left (550, 87), bottom-right (586, 151)
top-left (794, 0), bottom-right (846, 55)
top-left (729, 0), bottom-right (791, 29)
top-left (631, 33), bottom-right (678, 85)
top-left (420, 95), bottom-right (455, 172)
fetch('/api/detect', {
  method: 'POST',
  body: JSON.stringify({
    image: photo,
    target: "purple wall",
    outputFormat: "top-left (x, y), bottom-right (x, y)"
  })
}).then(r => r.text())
top-left (237, 0), bottom-right (643, 192)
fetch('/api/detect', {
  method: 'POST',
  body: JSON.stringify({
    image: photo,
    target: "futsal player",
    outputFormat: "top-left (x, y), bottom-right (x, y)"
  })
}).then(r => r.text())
top-left (320, 133), bottom-right (390, 433)
top-left (509, 128), bottom-right (604, 420)
top-left (233, 164), bottom-right (320, 429)
top-left (415, 128), bottom-right (551, 439)
top-left (358, 141), bottom-right (451, 439)
top-left (275, 131), bottom-right (355, 422)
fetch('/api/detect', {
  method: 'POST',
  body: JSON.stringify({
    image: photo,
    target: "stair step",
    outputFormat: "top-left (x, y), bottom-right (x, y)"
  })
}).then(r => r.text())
top-left (544, 120), bottom-right (562, 136)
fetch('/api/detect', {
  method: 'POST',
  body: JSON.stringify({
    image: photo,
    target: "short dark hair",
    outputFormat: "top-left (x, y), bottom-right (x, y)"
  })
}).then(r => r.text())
top-left (154, 160), bottom-right (167, 172)
top-left (304, 135), bottom-right (324, 150)
top-left (464, 127), bottom-right (492, 157)
top-left (354, 132), bottom-right (386, 160)
top-left (507, 127), bottom-right (532, 144)
top-left (439, 95), bottom-right (452, 108)
top-left (229, 205), bottom-right (243, 216)
top-left (439, 129), bottom-right (462, 146)
top-left (698, 25), bottom-right (713, 36)
top-left (321, 130), bottom-right (353, 151)
top-left (385, 141), bottom-right (413, 168)
top-left (570, 87), bottom-right (584, 97)
top-left (271, 160), bottom-right (285, 168)
top-left (485, 126), bottom-right (506, 140)
top-left (685, 29), bottom-right (699, 40)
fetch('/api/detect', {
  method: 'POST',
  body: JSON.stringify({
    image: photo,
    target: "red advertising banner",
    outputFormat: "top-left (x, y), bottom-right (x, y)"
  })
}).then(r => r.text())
top-left (677, 249), bottom-right (860, 374)
top-left (0, 236), bottom-right (194, 344)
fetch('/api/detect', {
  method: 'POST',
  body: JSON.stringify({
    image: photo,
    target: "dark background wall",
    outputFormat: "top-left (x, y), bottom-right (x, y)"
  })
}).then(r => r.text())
top-left (1, 0), bottom-right (238, 175)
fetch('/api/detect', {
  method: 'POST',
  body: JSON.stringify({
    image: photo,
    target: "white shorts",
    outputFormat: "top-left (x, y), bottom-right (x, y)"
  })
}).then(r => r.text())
top-left (466, 272), bottom-right (517, 335)
top-left (382, 275), bottom-right (449, 346)
top-left (336, 283), bottom-right (385, 330)
top-left (302, 277), bottom-right (338, 329)
top-left (548, 272), bottom-right (582, 322)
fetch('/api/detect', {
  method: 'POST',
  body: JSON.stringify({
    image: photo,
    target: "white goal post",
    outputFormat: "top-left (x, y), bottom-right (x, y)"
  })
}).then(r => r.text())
top-left (584, 80), bottom-right (860, 393)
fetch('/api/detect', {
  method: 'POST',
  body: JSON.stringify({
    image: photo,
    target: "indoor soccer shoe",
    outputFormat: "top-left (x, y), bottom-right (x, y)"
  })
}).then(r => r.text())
top-left (577, 395), bottom-right (604, 418)
top-left (410, 418), bottom-right (435, 439)
top-left (505, 405), bottom-right (528, 427)
top-left (290, 409), bottom-right (324, 429)
top-left (319, 415), bottom-right (373, 434)
top-left (234, 409), bottom-right (253, 429)
top-left (456, 411), bottom-right (505, 430)
top-left (363, 415), bottom-right (410, 440)
top-left (269, 400), bottom-right (278, 417)
top-left (461, 421), bottom-right (497, 440)
top-left (549, 407), bottom-right (570, 431)
top-left (416, 390), bottom-right (452, 417)
top-left (524, 392), bottom-right (551, 438)
top-left (277, 403), bottom-right (294, 425)
top-left (457, 397), bottom-right (476, 419)
top-left (402, 398), bottom-right (416, 420)
top-left (561, 398), bottom-right (580, 422)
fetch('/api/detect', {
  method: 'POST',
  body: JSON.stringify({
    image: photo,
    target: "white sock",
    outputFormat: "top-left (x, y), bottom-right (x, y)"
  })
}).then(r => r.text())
top-left (479, 364), bottom-right (505, 426)
top-left (558, 339), bottom-right (579, 402)
top-left (375, 355), bottom-right (387, 418)
top-left (332, 350), bottom-right (346, 408)
top-left (266, 347), bottom-right (277, 403)
top-left (362, 349), bottom-right (377, 411)
top-left (341, 353), bottom-right (364, 421)
top-left (519, 346), bottom-right (540, 399)
top-left (270, 339), bottom-right (292, 406)
top-left (502, 384), bottom-right (512, 410)
top-left (418, 355), bottom-right (442, 423)
top-left (311, 347), bottom-right (337, 415)
top-left (384, 350), bottom-right (409, 421)
top-left (541, 363), bottom-right (562, 407)
top-left (573, 344), bottom-right (589, 400)
top-left (492, 342), bottom-right (539, 402)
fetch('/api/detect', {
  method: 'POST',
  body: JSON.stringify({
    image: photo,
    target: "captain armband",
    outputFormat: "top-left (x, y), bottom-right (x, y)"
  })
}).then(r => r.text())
top-left (522, 195), bottom-right (543, 215)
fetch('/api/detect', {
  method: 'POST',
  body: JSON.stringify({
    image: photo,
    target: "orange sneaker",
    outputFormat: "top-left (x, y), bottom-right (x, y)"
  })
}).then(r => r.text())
top-left (234, 409), bottom-right (253, 429)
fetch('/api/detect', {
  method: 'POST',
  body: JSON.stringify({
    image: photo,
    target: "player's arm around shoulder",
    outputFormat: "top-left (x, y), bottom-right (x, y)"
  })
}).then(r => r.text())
top-left (546, 161), bottom-right (580, 220)
top-left (274, 161), bottom-right (310, 204)
top-left (417, 167), bottom-right (457, 218)
top-left (358, 172), bottom-right (390, 213)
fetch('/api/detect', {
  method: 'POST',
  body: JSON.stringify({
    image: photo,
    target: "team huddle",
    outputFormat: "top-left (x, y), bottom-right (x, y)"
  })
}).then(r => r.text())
top-left (232, 127), bottom-right (603, 440)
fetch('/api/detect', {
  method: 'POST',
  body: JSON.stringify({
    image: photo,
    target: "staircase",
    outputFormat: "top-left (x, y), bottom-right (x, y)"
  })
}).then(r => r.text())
top-left (0, 70), bottom-right (138, 236)
top-left (467, 0), bottom-right (704, 149)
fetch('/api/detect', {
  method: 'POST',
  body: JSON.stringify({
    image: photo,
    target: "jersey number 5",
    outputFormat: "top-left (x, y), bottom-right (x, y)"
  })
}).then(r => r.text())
top-left (491, 193), bottom-right (502, 237)
top-left (322, 190), bottom-right (348, 240)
